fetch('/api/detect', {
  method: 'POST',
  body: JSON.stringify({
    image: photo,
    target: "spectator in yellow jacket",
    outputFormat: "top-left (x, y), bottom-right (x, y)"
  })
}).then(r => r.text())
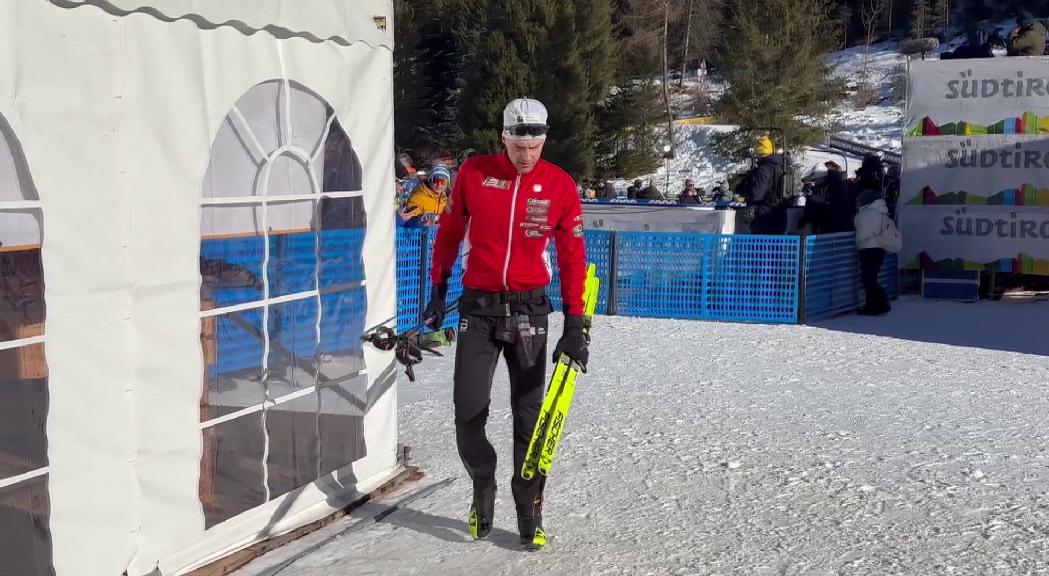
top-left (401, 165), bottom-right (451, 227)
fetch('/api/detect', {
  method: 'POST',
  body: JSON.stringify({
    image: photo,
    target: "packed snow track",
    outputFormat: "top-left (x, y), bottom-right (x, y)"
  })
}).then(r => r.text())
top-left (237, 297), bottom-right (1049, 576)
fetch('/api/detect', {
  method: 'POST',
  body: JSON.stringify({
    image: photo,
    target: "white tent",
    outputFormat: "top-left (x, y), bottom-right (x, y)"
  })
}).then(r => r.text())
top-left (0, 1), bottom-right (399, 574)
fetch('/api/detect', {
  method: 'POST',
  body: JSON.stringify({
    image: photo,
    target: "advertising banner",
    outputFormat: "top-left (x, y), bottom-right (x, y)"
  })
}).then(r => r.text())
top-left (902, 59), bottom-right (1049, 275)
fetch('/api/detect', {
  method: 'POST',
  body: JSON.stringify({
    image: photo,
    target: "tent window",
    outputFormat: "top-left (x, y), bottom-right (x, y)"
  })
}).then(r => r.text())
top-left (0, 116), bottom-right (53, 575)
top-left (198, 80), bottom-right (368, 529)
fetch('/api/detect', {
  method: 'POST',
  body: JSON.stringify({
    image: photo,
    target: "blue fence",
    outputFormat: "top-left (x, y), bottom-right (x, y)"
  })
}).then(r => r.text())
top-left (615, 233), bottom-right (800, 323)
top-left (397, 229), bottom-right (895, 326)
top-left (803, 233), bottom-right (899, 322)
top-left (203, 229), bottom-right (368, 377)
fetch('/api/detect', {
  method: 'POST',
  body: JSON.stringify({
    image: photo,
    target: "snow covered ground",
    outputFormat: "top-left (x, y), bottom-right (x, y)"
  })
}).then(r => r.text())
top-left (236, 297), bottom-right (1049, 576)
top-left (615, 41), bottom-right (909, 198)
top-left (826, 41), bottom-right (906, 153)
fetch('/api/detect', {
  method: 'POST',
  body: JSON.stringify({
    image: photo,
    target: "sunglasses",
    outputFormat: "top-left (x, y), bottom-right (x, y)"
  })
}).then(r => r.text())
top-left (430, 177), bottom-right (448, 185)
top-left (506, 124), bottom-right (548, 137)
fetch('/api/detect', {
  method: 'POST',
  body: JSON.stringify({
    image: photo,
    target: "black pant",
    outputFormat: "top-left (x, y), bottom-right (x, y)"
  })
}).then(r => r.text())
top-left (736, 205), bottom-right (785, 235)
top-left (453, 295), bottom-right (550, 520)
top-left (859, 248), bottom-right (889, 312)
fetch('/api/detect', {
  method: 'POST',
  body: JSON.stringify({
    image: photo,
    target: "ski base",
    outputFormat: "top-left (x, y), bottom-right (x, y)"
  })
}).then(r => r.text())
top-left (519, 263), bottom-right (599, 481)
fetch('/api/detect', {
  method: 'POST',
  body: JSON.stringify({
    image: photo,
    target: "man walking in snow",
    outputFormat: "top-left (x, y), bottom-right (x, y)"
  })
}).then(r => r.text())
top-left (423, 97), bottom-right (589, 550)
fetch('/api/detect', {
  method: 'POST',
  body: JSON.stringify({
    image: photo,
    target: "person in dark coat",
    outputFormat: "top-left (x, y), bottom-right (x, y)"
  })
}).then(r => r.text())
top-left (823, 161), bottom-right (855, 233)
top-left (734, 136), bottom-right (787, 234)
top-left (626, 179), bottom-right (643, 199)
top-left (678, 179), bottom-right (703, 205)
top-left (942, 29), bottom-right (995, 59)
top-left (639, 182), bottom-right (663, 200)
top-left (853, 153), bottom-right (886, 197)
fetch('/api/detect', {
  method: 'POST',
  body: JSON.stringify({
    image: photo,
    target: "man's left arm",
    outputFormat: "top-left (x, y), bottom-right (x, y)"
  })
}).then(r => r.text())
top-left (552, 178), bottom-right (587, 316)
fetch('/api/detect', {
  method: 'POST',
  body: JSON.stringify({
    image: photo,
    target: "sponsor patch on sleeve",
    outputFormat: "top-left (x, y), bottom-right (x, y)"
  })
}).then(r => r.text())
top-left (572, 224), bottom-right (584, 238)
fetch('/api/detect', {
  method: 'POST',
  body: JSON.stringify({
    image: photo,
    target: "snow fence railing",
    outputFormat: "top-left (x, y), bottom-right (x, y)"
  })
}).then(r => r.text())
top-left (395, 228), bottom-right (897, 327)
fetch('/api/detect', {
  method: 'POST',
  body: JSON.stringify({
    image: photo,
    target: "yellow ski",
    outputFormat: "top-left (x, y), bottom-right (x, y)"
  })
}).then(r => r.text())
top-left (521, 264), bottom-right (599, 480)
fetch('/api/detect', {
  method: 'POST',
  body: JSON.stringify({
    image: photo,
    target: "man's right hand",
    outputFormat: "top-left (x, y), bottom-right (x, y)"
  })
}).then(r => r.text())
top-left (423, 283), bottom-right (449, 329)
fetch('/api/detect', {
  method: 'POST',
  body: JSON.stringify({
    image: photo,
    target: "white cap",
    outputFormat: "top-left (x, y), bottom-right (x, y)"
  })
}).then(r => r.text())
top-left (803, 162), bottom-right (827, 183)
top-left (502, 98), bottom-right (548, 141)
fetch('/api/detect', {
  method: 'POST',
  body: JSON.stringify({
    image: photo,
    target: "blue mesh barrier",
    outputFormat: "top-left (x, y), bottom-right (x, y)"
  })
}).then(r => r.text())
top-left (615, 232), bottom-right (800, 323)
top-left (423, 231), bottom-right (465, 331)
top-left (205, 227), bottom-right (367, 377)
top-left (269, 233), bottom-right (317, 297)
top-left (320, 229), bottom-right (366, 288)
top-left (699, 234), bottom-right (801, 323)
top-left (396, 228), bottom-right (427, 332)
top-left (804, 233), bottom-right (900, 321)
top-left (395, 228), bottom-right (465, 332)
top-left (804, 233), bottom-right (859, 321)
top-left (881, 253), bottom-right (900, 300)
top-left (395, 229), bottom-right (901, 326)
top-left (546, 230), bottom-right (613, 315)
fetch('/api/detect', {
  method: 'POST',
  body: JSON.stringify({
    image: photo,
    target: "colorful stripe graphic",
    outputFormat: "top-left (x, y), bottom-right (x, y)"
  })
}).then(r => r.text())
top-left (908, 113), bottom-right (1049, 137)
top-left (908, 184), bottom-right (1049, 206)
top-left (905, 252), bottom-right (1049, 276)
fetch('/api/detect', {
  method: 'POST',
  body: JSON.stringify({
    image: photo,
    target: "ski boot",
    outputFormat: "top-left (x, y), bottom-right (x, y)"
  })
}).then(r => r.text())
top-left (517, 515), bottom-right (547, 550)
top-left (468, 485), bottom-right (495, 540)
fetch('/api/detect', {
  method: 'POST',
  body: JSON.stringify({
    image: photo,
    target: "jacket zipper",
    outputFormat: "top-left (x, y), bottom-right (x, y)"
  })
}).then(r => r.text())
top-left (501, 174), bottom-right (522, 291)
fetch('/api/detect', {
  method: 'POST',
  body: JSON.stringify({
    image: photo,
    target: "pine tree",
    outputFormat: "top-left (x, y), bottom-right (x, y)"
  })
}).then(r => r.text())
top-left (451, 0), bottom-right (619, 177)
top-left (577, 0), bottom-right (618, 106)
top-left (456, 0), bottom-right (550, 154)
top-left (393, 0), bottom-right (485, 158)
top-left (536, 1), bottom-right (594, 175)
top-left (393, 0), bottom-right (428, 151)
top-left (714, 0), bottom-right (845, 158)
top-left (533, 0), bottom-right (618, 177)
top-left (595, 81), bottom-right (663, 176)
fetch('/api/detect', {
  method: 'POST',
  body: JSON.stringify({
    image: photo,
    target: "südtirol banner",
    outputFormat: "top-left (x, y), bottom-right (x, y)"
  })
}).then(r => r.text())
top-left (902, 58), bottom-right (1049, 276)
top-left (906, 58), bottom-right (1049, 137)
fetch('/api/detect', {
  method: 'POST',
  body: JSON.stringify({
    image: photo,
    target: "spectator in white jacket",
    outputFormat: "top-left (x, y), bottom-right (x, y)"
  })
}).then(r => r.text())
top-left (854, 189), bottom-right (901, 316)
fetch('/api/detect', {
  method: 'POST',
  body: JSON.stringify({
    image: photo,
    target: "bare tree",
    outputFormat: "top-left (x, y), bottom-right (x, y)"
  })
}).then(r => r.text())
top-left (941, 0), bottom-right (951, 44)
top-left (911, 0), bottom-right (932, 40)
top-left (861, 0), bottom-right (889, 77)
top-left (886, 0), bottom-right (894, 41)
top-left (677, 0), bottom-right (724, 87)
top-left (661, 0), bottom-right (673, 145)
top-left (623, 0), bottom-right (685, 149)
top-left (678, 0), bottom-right (694, 87)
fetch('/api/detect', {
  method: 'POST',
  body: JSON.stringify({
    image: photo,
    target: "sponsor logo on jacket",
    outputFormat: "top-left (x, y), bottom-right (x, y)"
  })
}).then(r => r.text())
top-left (482, 176), bottom-right (511, 190)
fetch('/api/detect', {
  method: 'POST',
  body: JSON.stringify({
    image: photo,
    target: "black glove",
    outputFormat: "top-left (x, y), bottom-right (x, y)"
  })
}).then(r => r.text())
top-left (422, 282), bottom-right (448, 329)
top-left (552, 315), bottom-right (589, 372)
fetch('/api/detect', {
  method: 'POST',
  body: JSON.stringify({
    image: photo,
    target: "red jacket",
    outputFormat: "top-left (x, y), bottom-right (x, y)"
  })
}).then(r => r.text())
top-left (430, 152), bottom-right (587, 316)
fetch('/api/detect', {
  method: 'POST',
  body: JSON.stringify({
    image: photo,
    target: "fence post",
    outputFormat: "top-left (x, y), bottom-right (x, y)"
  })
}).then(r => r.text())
top-left (418, 228), bottom-right (430, 323)
top-left (608, 231), bottom-right (619, 316)
top-left (797, 234), bottom-right (807, 325)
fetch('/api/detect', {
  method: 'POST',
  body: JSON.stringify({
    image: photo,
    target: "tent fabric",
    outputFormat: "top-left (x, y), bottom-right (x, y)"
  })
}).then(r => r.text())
top-left (51, 0), bottom-right (394, 49)
top-left (0, 1), bottom-right (399, 574)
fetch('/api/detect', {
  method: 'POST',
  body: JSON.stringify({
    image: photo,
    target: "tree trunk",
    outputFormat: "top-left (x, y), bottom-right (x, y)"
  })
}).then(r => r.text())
top-left (886, 0), bottom-right (893, 42)
top-left (944, 0), bottom-right (950, 45)
top-left (662, 1), bottom-right (674, 151)
top-left (864, 36), bottom-right (871, 78)
top-left (678, 0), bottom-right (695, 88)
